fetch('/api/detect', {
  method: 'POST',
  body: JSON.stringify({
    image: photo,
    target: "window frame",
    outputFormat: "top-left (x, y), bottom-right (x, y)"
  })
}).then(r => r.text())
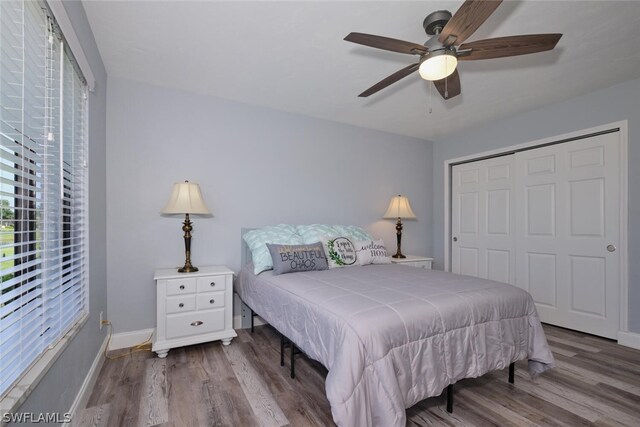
top-left (0, 0), bottom-right (91, 413)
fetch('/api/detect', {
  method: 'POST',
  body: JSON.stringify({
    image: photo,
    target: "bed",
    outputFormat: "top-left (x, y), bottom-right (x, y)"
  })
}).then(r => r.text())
top-left (237, 234), bottom-right (555, 427)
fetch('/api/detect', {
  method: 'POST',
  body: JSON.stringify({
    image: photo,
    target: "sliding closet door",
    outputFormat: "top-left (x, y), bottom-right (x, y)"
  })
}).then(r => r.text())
top-left (451, 155), bottom-right (515, 284)
top-left (514, 132), bottom-right (621, 338)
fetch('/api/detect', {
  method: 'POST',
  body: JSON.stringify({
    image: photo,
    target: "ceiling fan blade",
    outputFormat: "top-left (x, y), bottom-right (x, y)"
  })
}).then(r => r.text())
top-left (439, 0), bottom-right (503, 46)
top-left (345, 32), bottom-right (427, 55)
top-left (359, 63), bottom-right (420, 97)
top-left (433, 70), bottom-right (461, 100)
top-left (458, 34), bottom-right (562, 60)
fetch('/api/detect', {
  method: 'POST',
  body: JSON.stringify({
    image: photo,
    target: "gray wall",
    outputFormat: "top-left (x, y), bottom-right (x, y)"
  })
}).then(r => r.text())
top-left (11, 0), bottom-right (108, 424)
top-left (106, 77), bottom-right (433, 333)
top-left (432, 77), bottom-right (640, 333)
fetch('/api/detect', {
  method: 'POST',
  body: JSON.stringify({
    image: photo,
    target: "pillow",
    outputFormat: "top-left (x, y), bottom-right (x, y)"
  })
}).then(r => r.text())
top-left (354, 239), bottom-right (392, 266)
top-left (243, 225), bottom-right (303, 274)
top-left (334, 225), bottom-right (374, 242)
top-left (296, 224), bottom-right (339, 244)
top-left (267, 242), bottom-right (328, 275)
top-left (297, 224), bottom-right (373, 244)
top-left (320, 236), bottom-right (358, 269)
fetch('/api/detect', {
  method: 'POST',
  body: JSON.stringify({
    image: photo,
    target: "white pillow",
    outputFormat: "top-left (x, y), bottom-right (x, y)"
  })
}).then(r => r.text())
top-left (320, 236), bottom-right (358, 269)
top-left (354, 239), bottom-right (392, 266)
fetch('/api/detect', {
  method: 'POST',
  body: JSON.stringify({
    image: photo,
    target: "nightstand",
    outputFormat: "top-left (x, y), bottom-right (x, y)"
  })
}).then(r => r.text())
top-left (152, 266), bottom-right (237, 358)
top-left (390, 255), bottom-right (433, 269)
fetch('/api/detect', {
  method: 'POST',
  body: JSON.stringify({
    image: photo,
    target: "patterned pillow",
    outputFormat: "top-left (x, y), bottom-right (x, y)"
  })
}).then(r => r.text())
top-left (354, 239), bottom-right (392, 266)
top-left (334, 225), bottom-right (374, 241)
top-left (296, 224), bottom-right (339, 244)
top-left (297, 224), bottom-right (373, 244)
top-left (267, 242), bottom-right (328, 275)
top-left (243, 225), bottom-right (303, 274)
top-left (320, 236), bottom-right (358, 269)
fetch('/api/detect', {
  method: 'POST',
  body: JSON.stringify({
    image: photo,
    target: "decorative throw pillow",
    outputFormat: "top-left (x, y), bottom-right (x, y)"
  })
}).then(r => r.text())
top-left (267, 242), bottom-right (328, 275)
top-left (243, 225), bottom-right (304, 274)
top-left (354, 239), bottom-right (392, 266)
top-left (320, 236), bottom-right (358, 269)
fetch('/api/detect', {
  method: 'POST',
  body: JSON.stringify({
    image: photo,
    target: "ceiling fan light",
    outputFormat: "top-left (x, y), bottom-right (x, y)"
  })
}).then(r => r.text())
top-left (419, 50), bottom-right (457, 81)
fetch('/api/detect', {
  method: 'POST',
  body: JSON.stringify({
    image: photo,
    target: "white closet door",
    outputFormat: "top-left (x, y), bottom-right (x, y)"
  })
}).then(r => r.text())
top-left (515, 132), bottom-right (620, 338)
top-left (452, 155), bottom-right (515, 284)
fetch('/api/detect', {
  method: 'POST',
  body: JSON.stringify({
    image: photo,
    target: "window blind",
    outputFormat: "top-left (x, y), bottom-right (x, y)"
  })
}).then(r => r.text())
top-left (0, 0), bottom-right (88, 397)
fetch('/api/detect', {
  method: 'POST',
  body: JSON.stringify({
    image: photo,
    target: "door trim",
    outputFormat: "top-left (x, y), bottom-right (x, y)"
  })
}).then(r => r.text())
top-left (443, 120), bottom-right (629, 335)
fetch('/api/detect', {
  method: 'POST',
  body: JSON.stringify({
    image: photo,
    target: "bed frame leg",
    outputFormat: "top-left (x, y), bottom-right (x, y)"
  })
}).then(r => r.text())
top-left (509, 362), bottom-right (515, 384)
top-left (446, 384), bottom-right (453, 413)
top-left (250, 309), bottom-right (255, 333)
top-left (290, 343), bottom-right (296, 379)
top-left (280, 335), bottom-right (285, 367)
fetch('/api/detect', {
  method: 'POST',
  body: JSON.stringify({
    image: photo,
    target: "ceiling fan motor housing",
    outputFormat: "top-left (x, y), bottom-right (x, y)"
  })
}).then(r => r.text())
top-left (423, 10), bottom-right (452, 36)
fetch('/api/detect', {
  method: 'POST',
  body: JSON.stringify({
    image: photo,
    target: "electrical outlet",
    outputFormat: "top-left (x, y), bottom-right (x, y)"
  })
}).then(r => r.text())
top-left (99, 311), bottom-right (104, 330)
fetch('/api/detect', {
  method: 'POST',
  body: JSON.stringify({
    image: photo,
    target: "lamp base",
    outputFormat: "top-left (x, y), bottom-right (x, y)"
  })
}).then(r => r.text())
top-left (177, 213), bottom-right (198, 273)
top-left (392, 218), bottom-right (406, 259)
top-left (178, 265), bottom-right (199, 273)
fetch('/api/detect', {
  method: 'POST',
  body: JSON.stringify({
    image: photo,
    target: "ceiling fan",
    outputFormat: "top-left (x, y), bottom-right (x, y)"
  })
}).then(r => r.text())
top-left (344, 0), bottom-right (562, 100)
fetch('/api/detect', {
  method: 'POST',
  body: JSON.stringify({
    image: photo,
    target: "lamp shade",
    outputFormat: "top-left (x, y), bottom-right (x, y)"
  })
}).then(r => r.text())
top-left (161, 181), bottom-right (211, 215)
top-left (383, 195), bottom-right (416, 219)
top-left (418, 50), bottom-right (457, 81)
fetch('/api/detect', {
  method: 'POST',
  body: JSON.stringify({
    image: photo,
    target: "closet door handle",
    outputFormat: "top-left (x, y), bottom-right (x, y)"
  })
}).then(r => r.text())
top-left (453, 237), bottom-right (458, 242)
top-left (607, 244), bottom-right (616, 252)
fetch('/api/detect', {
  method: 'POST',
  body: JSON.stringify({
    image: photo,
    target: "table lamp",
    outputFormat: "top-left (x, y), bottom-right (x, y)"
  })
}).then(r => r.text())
top-left (161, 181), bottom-right (211, 272)
top-left (383, 194), bottom-right (416, 259)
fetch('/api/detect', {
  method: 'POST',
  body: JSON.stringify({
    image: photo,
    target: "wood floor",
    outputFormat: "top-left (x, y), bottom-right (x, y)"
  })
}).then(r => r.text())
top-left (76, 324), bottom-right (640, 427)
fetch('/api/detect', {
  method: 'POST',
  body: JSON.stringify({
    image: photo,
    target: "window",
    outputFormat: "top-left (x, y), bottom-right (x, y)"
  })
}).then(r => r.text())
top-left (0, 0), bottom-right (88, 397)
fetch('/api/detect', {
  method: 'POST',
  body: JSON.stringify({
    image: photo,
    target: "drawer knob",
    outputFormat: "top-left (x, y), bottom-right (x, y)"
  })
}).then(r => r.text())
top-left (210, 282), bottom-right (215, 287)
top-left (190, 320), bottom-right (203, 327)
top-left (209, 299), bottom-right (215, 304)
top-left (179, 285), bottom-right (185, 290)
top-left (179, 303), bottom-right (184, 308)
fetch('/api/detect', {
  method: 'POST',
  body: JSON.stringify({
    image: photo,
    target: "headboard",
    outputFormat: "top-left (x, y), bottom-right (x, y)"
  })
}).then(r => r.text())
top-left (240, 228), bottom-right (255, 266)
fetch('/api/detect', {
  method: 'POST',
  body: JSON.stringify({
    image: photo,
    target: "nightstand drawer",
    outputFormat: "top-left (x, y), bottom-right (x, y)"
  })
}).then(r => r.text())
top-left (196, 291), bottom-right (225, 310)
top-left (197, 276), bottom-right (226, 292)
top-left (166, 295), bottom-right (196, 314)
top-left (166, 309), bottom-right (225, 339)
top-left (391, 256), bottom-right (433, 269)
top-left (414, 261), bottom-right (433, 269)
top-left (166, 278), bottom-right (197, 295)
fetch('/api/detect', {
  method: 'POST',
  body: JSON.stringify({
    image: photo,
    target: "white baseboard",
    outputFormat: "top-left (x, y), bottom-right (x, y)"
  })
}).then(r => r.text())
top-left (618, 331), bottom-right (640, 350)
top-left (109, 328), bottom-right (155, 351)
top-left (63, 335), bottom-right (108, 427)
top-left (233, 314), bottom-right (242, 330)
top-left (233, 314), bottom-right (266, 330)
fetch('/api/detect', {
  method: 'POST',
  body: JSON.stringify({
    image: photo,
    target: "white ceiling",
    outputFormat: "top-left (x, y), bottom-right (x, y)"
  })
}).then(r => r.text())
top-left (83, 0), bottom-right (640, 141)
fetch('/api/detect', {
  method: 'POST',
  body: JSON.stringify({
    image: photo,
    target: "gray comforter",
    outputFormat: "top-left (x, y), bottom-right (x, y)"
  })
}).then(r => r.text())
top-left (238, 263), bottom-right (555, 427)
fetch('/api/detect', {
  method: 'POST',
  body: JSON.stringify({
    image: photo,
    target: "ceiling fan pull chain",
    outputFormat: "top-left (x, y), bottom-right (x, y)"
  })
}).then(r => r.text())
top-left (428, 83), bottom-right (433, 114)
